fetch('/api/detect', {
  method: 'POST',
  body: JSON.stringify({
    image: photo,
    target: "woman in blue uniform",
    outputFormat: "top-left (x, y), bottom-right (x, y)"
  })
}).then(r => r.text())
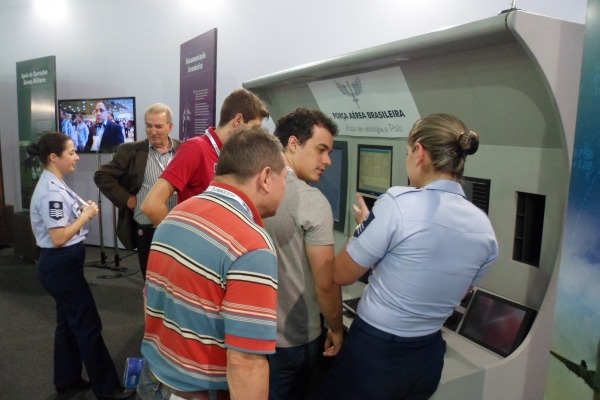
top-left (27, 132), bottom-right (133, 400)
top-left (317, 114), bottom-right (499, 400)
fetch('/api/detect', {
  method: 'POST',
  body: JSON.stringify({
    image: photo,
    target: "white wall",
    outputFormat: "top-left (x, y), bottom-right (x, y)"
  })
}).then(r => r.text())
top-left (0, 0), bottom-right (588, 210)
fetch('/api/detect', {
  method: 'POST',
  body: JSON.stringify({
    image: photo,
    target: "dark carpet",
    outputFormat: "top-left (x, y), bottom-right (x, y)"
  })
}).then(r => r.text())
top-left (0, 246), bottom-right (145, 400)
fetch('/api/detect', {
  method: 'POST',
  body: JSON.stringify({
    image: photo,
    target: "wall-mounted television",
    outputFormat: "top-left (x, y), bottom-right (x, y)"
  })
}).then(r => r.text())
top-left (458, 289), bottom-right (537, 357)
top-left (57, 97), bottom-right (136, 153)
top-left (310, 140), bottom-right (348, 233)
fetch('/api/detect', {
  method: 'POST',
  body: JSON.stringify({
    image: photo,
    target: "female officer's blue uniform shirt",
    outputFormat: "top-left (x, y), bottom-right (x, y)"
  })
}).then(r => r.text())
top-left (30, 169), bottom-right (88, 248)
top-left (348, 179), bottom-right (498, 338)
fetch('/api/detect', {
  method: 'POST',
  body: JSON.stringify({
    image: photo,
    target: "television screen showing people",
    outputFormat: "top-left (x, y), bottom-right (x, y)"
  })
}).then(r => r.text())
top-left (57, 97), bottom-right (136, 153)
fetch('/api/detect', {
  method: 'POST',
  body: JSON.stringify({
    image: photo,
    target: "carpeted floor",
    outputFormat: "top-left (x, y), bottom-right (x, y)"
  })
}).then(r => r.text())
top-left (0, 245), bottom-right (145, 400)
top-left (0, 244), bottom-right (335, 400)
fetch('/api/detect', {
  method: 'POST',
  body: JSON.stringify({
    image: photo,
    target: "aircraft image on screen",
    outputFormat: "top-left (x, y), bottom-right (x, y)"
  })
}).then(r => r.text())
top-left (550, 339), bottom-right (600, 398)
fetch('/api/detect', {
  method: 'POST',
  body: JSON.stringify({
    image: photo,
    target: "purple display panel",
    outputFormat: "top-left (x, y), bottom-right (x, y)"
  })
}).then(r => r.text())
top-left (179, 28), bottom-right (217, 141)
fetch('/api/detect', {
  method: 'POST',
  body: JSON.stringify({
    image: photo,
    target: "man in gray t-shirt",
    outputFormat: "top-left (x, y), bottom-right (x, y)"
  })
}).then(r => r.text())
top-left (264, 108), bottom-right (343, 400)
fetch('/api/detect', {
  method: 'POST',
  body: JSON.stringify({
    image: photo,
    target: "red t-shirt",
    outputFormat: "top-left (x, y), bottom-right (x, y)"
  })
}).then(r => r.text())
top-left (160, 127), bottom-right (222, 203)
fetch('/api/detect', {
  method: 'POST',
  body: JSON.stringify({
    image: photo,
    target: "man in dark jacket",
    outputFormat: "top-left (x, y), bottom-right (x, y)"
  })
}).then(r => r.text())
top-left (85, 100), bottom-right (125, 152)
top-left (94, 103), bottom-right (181, 278)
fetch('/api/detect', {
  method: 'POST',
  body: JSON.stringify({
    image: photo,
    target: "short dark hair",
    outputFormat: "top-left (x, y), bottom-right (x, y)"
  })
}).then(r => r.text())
top-left (216, 126), bottom-right (284, 182)
top-left (274, 107), bottom-right (338, 147)
top-left (96, 100), bottom-right (110, 111)
top-left (218, 88), bottom-right (269, 127)
top-left (25, 132), bottom-right (71, 167)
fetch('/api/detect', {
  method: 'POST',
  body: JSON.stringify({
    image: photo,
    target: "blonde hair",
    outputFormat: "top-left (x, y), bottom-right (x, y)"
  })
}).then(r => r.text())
top-left (145, 103), bottom-right (173, 124)
top-left (407, 113), bottom-right (479, 178)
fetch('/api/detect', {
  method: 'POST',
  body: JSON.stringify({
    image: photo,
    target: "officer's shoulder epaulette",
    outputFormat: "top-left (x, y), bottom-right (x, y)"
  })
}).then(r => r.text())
top-left (386, 186), bottom-right (420, 198)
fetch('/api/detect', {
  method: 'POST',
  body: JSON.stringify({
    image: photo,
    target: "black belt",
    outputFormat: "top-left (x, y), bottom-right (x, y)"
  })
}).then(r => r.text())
top-left (136, 223), bottom-right (154, 228)
top-left (136, 224), bottom-right (155, 237)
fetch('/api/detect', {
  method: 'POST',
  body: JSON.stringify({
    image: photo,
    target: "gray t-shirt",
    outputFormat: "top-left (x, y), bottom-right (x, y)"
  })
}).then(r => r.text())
top-left (264, 170), bottom-right (334, 347)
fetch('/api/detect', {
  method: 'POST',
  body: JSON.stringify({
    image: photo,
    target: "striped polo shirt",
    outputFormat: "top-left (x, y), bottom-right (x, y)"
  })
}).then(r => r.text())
top-left (141, 181), bottom-right (278, 392)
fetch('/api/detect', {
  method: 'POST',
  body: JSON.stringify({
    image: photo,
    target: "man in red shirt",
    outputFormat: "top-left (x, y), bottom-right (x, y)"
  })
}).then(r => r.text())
top-left (141, 88), bottom-right (269, 226)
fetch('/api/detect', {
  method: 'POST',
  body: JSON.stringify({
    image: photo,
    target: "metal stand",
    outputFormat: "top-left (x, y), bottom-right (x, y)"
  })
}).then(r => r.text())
top-left (85, 152), bottom-right (138, 279)
top-left (95, 203), bottom-right (138, 279)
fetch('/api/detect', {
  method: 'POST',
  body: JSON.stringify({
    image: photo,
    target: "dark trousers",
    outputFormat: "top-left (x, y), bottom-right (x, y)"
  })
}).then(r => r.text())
top-left (135, 224), bottom-right (155, 279)
top-left (38, 242), bottom-right (121, 396)
top-left (316, 316), bottom-right (446, 400)
top-left (268, 335), bottom-right (321, 400)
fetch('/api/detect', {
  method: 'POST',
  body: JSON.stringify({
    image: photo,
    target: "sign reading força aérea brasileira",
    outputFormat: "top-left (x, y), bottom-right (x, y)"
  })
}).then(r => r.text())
top-left (16, 55), bottom-right (57, 209)
top-left (308, 66), bottom-right (421, 138)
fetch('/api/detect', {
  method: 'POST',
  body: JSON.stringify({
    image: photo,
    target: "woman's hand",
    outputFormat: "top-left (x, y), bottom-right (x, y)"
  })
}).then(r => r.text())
top-left (81, 200), bottom-right (99, 220)
top-left (352, 194), bottom-right (370, 225)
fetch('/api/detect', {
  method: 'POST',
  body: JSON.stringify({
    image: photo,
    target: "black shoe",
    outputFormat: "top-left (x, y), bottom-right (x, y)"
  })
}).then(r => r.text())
top-left (56, 378), bottom-right (91, 393)
top-left (97, 388), bottom-right (136, 400)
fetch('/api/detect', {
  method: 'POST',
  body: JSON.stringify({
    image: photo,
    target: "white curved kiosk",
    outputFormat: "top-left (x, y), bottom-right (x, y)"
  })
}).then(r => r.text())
top-left (243, 11), bottom-right (584, 400)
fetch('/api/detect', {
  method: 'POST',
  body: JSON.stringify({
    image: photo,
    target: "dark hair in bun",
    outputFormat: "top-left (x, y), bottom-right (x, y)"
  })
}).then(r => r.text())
top-left (25, 132), bottom-right (71, 167)
top-left (458, 130), bottom-right (479, 156)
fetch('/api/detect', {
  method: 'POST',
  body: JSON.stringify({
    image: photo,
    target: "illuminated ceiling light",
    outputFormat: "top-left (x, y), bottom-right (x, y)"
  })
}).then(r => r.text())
top-left (177, 0), bottom-right (224, 14)
top-left (34, 0), bottom-right (67, 22)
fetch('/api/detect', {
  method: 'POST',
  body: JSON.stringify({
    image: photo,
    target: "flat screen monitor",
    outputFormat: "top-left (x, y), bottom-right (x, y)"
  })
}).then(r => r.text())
top-left (357, 144), bottom-right (393, 198)
top-left (57, 97), bottom-right (136, 153)
top-left (458, 289), bottom-right (537, 357)
top-left (311, 141), bottom-right (348, 233)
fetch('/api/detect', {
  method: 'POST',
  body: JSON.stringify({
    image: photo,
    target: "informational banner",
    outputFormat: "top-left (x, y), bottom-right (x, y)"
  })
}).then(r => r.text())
top-left (545, 1), bottom-right (600, 399)
top-left (179, 29), bottom-right (217, 141)
top-left (16, 55), bottom-right (57, 209)
top-left (308, 66), bottom-right (420, 138)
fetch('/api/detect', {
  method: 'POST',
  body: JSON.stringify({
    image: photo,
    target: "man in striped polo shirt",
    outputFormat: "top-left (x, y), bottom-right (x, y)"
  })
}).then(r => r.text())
top-left (138, 126), bottom-right (287, 400)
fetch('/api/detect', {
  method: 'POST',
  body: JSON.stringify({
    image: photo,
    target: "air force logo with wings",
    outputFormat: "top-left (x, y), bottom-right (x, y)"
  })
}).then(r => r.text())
top-left (335, 76), bottom-right (363, 108)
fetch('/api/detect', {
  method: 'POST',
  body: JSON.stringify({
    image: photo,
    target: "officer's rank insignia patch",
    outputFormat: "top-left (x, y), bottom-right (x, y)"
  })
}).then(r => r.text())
top-left (49, 201), bottom-right (64, 220)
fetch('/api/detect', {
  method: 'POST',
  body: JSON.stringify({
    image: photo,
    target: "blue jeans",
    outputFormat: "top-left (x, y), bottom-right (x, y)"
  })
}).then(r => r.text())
top-left (136, 363), bottom-right (224, 400)
top-left (316, 316), bottom-right (446, 400)
top-left (268, 336), bottom-right (321, 400)
top-left (136, 363), bottom-right (172, 400)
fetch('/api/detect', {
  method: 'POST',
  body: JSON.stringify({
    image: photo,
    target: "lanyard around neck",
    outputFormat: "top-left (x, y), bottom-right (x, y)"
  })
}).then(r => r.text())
top-left (151, 147), bottom-right (173, 172)
top-left (205, 129), bottom-right (220, 157)
top-left (205, 185), bottom-right (252, 220)
top-left (51, 180), bottom-right (88, 208)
